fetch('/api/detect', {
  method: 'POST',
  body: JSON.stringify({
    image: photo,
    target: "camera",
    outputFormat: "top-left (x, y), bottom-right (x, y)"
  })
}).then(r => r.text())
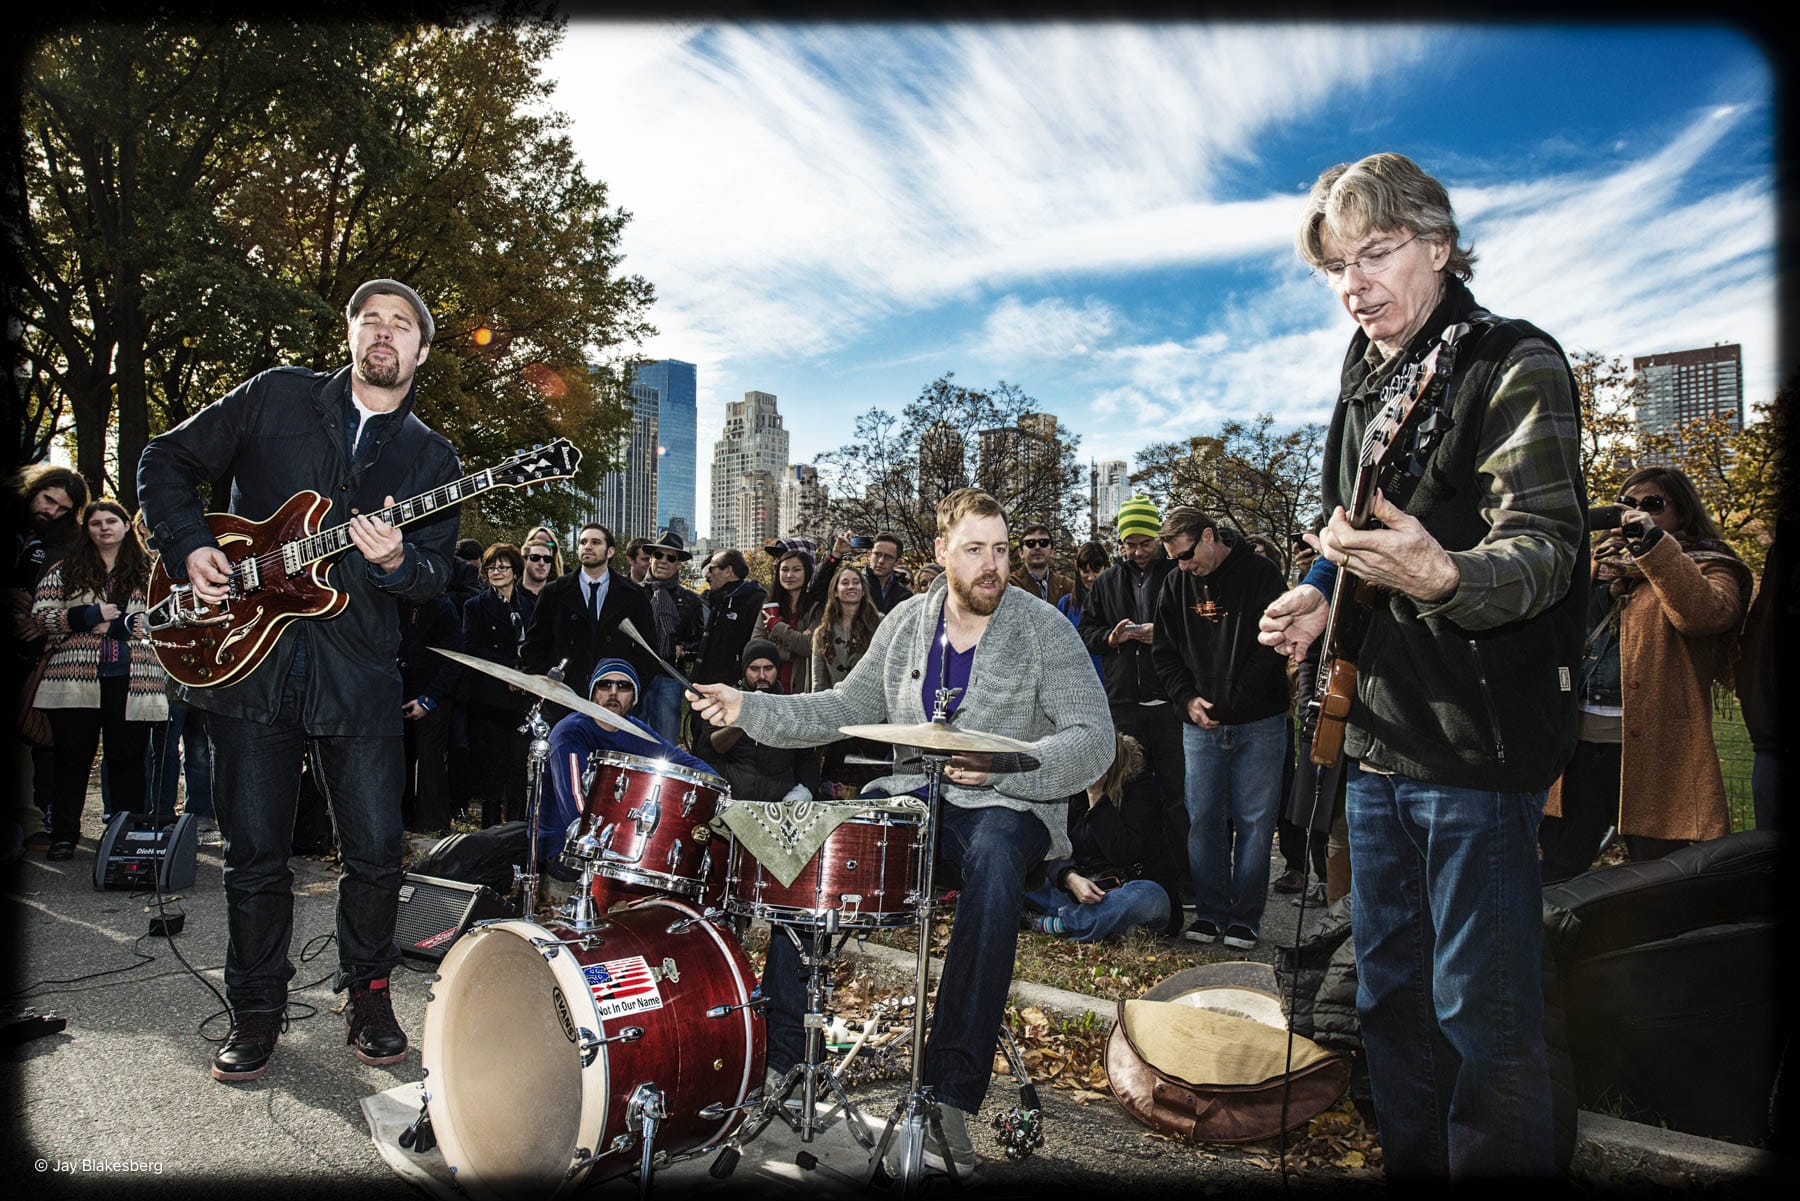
top-left (1586, 505), bottom-right (1624, 531)
top-left (847, 535), bottom-right (875, 550)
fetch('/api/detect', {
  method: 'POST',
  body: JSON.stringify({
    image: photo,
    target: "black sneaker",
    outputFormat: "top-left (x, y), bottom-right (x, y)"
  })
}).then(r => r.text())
top-left (1291, 882), bottom-right (1327, 907)
top-left (1221, 925), bottom-right (1258, 950)
top-left (1183, 919), bottom-right (1219, 944)
top-left (346, 978), bottom-right (408, 1065)
top-left (1271, 867), bottom-right (1306, 894)
top-left (211, 1008), bottom-right (287, 1082)
top-left (46, 841), bottom-right (75, 861)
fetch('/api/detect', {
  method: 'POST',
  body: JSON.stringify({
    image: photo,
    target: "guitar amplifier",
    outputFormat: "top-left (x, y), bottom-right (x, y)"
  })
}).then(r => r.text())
top-left (393, 873), bottom-right (515, 962)
top-left (93, 812), bottom-right (197, 892)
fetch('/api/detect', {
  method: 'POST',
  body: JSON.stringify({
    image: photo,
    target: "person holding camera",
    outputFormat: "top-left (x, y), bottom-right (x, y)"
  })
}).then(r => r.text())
top-left (803, 530), bottom-right (913, 616)
top-left (1537, 466), bottom-right (1752, 880)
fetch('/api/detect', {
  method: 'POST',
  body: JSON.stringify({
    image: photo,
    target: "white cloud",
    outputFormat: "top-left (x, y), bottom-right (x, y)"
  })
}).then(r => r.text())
top-left (975, 295), bottom-right (1118, 361)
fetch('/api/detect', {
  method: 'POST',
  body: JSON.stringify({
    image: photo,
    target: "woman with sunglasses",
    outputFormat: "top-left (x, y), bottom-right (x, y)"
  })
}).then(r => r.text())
top-left (31, 499), bottom-right (169, 860)
top-left (1538, 466), bottom-right (1753, 880)
top-left (462, 543), bottom-right (531, 826)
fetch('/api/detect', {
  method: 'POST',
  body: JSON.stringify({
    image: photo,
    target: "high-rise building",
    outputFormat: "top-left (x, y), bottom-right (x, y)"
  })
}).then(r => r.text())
top-left (1091, 459), bottom-right (1129, 537)
top-left (977, 412), bottom-right (1060, 517)
top-left (779, 464), bottom-right (826, 539)
top-left (733, 470), bottom-right (780, 549)
top-left (1632, 343), bottom-right (1743, 436)
top-left (584, 378), bottom-right (659, 542)
top-left (633, 359), bottom-right (697, 538)
top-left (709, 390), bottom-right (791, 551)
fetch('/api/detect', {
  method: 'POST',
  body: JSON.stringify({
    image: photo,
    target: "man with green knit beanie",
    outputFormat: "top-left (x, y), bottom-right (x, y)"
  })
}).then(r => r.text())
top-left (1077, 494), bottom-right (1189, 898)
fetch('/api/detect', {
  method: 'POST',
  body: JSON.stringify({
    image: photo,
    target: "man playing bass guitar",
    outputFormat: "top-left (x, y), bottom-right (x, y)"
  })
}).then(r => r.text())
top-left (138, 279), bottom-right (461, 1083)
top-left (1258, 155), bottom-right (1586, 1180)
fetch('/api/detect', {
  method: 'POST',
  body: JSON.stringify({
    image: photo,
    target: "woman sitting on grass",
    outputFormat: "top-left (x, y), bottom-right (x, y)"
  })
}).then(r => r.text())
top-left (1023, 732), bottom-right (1186, 942)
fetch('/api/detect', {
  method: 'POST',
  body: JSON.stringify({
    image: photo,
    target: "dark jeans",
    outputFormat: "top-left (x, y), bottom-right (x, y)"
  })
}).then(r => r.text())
top-left (1277, 818), bottom-right (1329, 877)
top-left (1347, 762), bottom-right (1554, 1178)
top-left (207, 659), bottom-right (406, 1009)
top-left (467, 707), bottom-right (529, 826)
top-left (47, 676), bottom-right (152, 843)
top-left (1111, 701), bottom-right (1188, 859)
top-left (761, 803), bottom-right (1049, 1112)
top-left (1537, 740), bottom-right (1618, 885)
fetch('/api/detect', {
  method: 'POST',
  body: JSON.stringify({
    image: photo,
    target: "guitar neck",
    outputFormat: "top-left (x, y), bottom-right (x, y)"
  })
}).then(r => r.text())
top-left (290, 471), bottom-right (500, 569)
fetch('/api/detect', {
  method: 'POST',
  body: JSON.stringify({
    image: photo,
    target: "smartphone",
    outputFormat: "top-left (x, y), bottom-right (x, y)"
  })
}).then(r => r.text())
top-left (1091, 875), bottom-right (1123, 892)
top-left (847, 535), bottom-right (875, 550)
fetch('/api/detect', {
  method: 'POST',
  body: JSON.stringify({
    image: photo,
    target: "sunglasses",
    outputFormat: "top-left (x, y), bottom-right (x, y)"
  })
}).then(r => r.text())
top-left (648, 550), bottom-right (680, 562)
top-left (1619, 493), bottom-right (1668, 514)
top-left (592, 679), bottom-right (636, 693)
top-left (524, 552), bottom-right (554, 563)
top-left (1169, 542), bottom-right (1199, 562)
top-left (1020, 538), bottom-right (1051, 549)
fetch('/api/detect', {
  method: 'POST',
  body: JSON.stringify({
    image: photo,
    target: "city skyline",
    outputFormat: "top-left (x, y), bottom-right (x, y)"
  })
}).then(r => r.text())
top-left (548, 23), bottom-right (1777, 538)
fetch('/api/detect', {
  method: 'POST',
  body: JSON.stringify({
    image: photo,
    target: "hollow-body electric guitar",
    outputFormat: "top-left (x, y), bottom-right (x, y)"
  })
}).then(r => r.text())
top-left (1305, 349), bottom-right (1443, 767)
top-left (144, 439), bottom-right (580, 688)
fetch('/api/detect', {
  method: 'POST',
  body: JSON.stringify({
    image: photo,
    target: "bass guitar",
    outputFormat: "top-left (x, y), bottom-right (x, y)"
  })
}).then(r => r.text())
top-left (143, 439), bottom-right (581, 689)
top-left (1305, 348), bottom-right (1443, 767)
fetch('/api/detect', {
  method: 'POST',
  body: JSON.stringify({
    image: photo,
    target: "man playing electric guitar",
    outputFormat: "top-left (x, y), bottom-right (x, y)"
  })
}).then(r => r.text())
top-left (138, 279), bottom-right (461, 1083)
top-left (1258, 156), bottom-right (1587, 1179)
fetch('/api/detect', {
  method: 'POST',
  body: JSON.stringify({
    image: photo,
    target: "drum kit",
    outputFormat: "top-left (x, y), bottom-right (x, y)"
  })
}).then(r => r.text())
top-left (410, 654), bottom-right (1047, 1198)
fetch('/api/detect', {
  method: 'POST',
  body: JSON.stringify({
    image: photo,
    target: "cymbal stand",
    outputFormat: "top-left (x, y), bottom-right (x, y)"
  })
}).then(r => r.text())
top-left (512, 657), bottom-right (566, 919)
top-left (867, 749), bottom-right (962, 1193)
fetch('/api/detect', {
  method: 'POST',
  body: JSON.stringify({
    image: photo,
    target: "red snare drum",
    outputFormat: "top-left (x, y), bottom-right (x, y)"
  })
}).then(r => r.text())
top-left (589, 830), bottom-right (733, 912)
top-left (566, 752), bottom-right (729, 902)
top-left (724, 810), bottom-right (922, 928)
top-left (422, 897), bottom-right (764, 1201)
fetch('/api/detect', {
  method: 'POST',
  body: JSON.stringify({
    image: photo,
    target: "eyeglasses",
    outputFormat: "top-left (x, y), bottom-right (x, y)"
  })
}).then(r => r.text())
top-left (592, 680), bottom-right (636, 693)
top-left (1020, 538), bottom-right (1051, 549)
top-left (1168, 541), bottom-right (1199, 562)
top-left (485, 563), bottom-right (515, 573)
top-left (1317, 233), bottom-right (1420, 285)
top-left (524, 553), bottom-right (554, 563)
top-left (1619, 493), bottom-right (1668, 514)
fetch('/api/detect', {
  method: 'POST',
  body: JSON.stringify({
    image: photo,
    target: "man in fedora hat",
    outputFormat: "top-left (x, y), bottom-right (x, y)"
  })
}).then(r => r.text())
top-left (641, 530), bottom-right (701, 743)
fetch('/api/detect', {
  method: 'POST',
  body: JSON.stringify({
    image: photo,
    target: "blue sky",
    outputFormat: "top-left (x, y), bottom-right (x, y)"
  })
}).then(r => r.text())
top-left (545, 22), bottom-right (1778, 537)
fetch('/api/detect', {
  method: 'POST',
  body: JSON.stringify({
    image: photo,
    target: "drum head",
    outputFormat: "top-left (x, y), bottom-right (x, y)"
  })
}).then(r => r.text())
top-left (422, 921), bottom-right (604, 1198)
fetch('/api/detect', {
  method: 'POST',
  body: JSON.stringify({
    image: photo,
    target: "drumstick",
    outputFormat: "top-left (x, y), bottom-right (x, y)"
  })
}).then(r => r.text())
top-left (618, 617), bottom-right (698, 696)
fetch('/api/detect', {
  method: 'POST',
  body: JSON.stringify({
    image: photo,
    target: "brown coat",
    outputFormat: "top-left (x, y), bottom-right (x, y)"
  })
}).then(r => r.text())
top-left (1547, 535), bottom-right (1752, 840)
top-left (1009, 565), bottom-right (1073, 607)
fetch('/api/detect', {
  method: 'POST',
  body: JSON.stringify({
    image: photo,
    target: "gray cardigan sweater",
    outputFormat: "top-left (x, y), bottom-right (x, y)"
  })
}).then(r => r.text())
top-left (734, 578), bottom-right (1115, 860)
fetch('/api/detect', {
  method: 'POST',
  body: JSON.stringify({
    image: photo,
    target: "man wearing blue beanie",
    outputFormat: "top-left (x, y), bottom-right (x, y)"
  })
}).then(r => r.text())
top-left (539, 657), bottom-right (712, 865)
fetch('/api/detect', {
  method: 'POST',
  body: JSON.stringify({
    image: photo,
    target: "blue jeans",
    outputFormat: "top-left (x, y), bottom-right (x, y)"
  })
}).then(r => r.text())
top-left (642, 676), bottom-right (684, 745)
top-left (148, 695), bottom-right (212, 818)
top-left (1346, 762), bottom-right (1555, 1179)
top-left (1025, 867), bottom-right (1168, 942)
top-left (206, 650), bottom-right (406, 1009)
top-left (761, 803), bottom-right (1048, 1112)
top-left (1181, 714), bottom-right (1285, 934)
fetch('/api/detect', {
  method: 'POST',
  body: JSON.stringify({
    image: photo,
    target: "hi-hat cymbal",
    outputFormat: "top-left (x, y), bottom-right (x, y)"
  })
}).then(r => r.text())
top-left (433, 648), bottom-right (656, 745)
top-left (839, 721), bottom-right (1037, 756)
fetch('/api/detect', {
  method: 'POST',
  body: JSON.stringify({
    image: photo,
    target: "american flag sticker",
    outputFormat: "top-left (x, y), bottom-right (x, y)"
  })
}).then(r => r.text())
top-left (583, 955), bottom-right (664, 1019)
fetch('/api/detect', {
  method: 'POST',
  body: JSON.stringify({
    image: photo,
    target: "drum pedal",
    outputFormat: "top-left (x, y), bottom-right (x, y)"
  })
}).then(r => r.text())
top-left (399, 1098), bottom-right (437, 1154)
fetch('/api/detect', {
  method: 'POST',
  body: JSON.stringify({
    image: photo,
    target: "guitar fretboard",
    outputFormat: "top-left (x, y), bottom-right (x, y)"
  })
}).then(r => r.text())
top-left (281, 471), bottom-right (496, 574)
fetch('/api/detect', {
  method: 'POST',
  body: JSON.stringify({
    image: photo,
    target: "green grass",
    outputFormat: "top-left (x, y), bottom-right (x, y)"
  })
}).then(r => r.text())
top-left (1712, 692), bottom-right (1757, 833)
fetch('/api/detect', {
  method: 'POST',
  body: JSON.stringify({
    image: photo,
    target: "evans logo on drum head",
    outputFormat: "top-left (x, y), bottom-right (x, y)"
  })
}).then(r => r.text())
top-left (552, 988), bottom-right (577, 1042)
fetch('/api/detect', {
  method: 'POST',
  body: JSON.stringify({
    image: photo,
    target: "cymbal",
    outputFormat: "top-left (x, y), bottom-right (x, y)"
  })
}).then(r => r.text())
top-left (432, 648), bottom-right (657, 745)
top-left (844, 749), bottom-right (1042, 775)
top-left (838, 721), bottom-right (1037, 756)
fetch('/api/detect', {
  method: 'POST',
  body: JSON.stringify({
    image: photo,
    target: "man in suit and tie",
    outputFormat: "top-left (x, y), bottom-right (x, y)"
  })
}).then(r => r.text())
top-left (518, 522), bottom-right (654, 713)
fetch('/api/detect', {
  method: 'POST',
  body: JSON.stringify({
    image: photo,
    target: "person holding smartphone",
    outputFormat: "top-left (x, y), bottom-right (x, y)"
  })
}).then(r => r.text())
top-left (1022, 732), bottom-right (1185, 941)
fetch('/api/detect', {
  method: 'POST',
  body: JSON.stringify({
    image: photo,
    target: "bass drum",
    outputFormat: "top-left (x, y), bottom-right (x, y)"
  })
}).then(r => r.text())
top-left (421, 897), bottom-right (764, 1200)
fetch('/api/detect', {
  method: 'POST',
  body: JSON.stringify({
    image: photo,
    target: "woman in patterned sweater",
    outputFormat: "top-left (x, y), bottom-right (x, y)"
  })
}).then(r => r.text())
top-left (31, 499), bottom-right (169, 860)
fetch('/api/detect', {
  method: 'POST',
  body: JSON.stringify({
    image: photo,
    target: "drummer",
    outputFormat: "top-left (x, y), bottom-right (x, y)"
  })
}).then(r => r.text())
top-left (538, 658), bottom-right (713, 866)
top-left (690, 487), bottom-right (1113, 1178)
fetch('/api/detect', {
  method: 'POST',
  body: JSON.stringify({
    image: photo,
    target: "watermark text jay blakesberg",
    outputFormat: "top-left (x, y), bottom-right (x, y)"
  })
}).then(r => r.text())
top-left (35, 1157), bottom-right (165, 1174)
